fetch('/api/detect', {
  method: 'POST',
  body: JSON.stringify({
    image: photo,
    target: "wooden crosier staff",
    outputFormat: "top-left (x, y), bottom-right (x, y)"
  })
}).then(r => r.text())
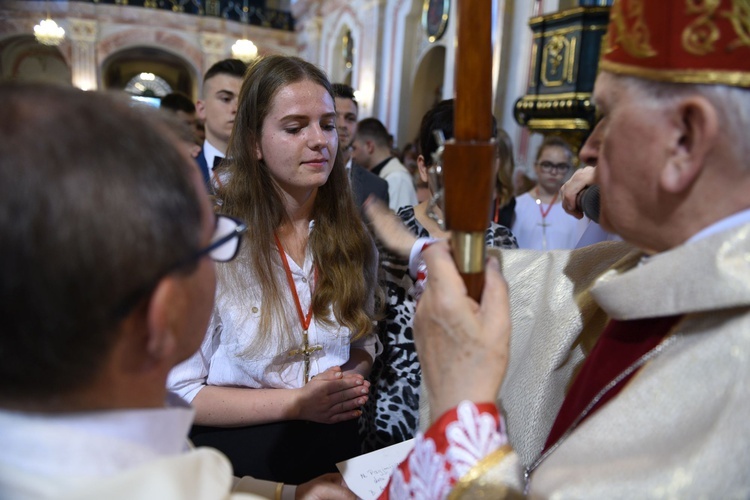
top-left (442, 0), bottom-right (495, 300)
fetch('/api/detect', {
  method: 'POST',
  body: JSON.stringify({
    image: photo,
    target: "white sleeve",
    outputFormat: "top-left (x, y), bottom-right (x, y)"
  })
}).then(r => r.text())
top-left (408, 237), bottom-right (439, 279)
top-left (386, 171), bottom-right (418, 212)
top-left (166, 308), bottom-right (221, 403)
top-left (351, 331), bottom-right (382, 361)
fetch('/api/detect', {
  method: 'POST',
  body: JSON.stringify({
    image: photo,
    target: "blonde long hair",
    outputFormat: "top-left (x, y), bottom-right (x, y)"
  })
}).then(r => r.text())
top-left (217, 55), bottom-right (378, 354)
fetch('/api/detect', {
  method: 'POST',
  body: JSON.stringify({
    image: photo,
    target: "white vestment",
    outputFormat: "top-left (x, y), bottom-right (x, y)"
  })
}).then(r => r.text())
top-left (0, 398), bottom-right (283, 499)
top-left (420, 223), bottom-right (750, 498)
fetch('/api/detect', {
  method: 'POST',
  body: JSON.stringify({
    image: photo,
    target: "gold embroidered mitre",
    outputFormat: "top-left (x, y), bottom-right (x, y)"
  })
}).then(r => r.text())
top-left (601, 0), bottom-right (750, 87)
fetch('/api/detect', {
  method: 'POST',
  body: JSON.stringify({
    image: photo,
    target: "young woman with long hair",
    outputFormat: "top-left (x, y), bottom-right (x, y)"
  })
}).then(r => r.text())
top-left (168, 55), bottom-right (380, 484)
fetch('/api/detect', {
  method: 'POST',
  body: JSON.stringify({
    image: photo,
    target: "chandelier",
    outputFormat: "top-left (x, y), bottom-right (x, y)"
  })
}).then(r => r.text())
top-left (231, 39), bottom-right (258, 62)
top-left (34, 17), bottom-right (65, 46)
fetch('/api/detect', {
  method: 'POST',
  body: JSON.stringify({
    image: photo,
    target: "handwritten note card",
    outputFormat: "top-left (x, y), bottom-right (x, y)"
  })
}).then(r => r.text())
top-left (336, 438), bottom-right (415, 500)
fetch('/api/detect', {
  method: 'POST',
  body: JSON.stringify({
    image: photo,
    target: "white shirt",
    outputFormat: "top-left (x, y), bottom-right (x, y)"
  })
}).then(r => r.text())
top-left (687, 207), bottom-right (750, 244)
top-left (202, 140), bottom-right (232, 191)
top-left (168, 240), bottom-right (380, 403)
top-left (0, 394), bottom-right (194, 482)
top-left (378, 157), bottom-right (418, 212)
top-left (574, 218), bottom-right (620, 248)
top-left (202, 140), bottom-right (224, 174)
top-left (0, 395), bottom-right (295, 499)
top-left (512, 191), bottom-right (580, 250)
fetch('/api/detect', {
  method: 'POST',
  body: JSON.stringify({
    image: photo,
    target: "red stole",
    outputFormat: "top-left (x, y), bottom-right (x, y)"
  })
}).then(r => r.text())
top-left (543, 315), bottom-right (682, 452)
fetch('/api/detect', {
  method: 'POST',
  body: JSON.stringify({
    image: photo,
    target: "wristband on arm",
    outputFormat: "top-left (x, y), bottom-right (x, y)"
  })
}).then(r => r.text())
top-left (408, 237), bottom-right (439, 300)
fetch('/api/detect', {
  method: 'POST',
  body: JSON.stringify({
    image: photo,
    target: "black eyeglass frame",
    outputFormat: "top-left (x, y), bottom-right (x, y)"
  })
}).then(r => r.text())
top-left (536, 160), bottom-right (572, 174)
top-left (194, 214), bottom-right (248, 263)
top-left (111, 214), bottom-right (247, 320)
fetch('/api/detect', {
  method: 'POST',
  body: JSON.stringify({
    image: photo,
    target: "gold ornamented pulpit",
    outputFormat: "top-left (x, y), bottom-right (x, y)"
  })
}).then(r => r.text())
top-left (514, 5), bottom-right (611, 151)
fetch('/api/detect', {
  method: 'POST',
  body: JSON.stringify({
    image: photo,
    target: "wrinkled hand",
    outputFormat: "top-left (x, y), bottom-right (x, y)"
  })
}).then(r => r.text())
top-left (296, 366), bottom-right (369, 424)
top-left (296, 473), bottom-right (356, 500)
top-left (363, 196), bottom-right (417, 258)
top-left (414, 242), bottom-right (511, 421)
top-left (560, 165), bottom-right (596, 219)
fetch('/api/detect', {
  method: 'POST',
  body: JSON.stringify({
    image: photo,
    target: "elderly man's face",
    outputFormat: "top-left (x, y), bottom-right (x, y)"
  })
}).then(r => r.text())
top-left (580, 72), bottom-right (673, 251)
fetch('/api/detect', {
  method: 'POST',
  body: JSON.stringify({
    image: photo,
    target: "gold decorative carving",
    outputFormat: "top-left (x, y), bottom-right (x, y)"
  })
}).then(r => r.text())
top-left (568, 37), bottom-right (577, 82)
top-left (683, 0), bottom-right (721, 55)
top-left (541, 35), bottom-right (571, 87)
top-left (527, 118), bottom-right (591, 130)
top-left (604, 0), bottom-right (657, 58)
top-left (533, 24), bottom-right (609, 39)
top-left (200, 33), bottom-right (225, 54)
top-left (529, 6), bottom-right (610, 26)
top-left (522, 92), bottom-right (592, 101)
top-left (69, 19), bottom-right (98, 43)
top-left (722, 0), bottom-right (750, 50)
top-left (205, 0), bottom-right (220, 17)
top-left (166, 0), bottom-right (185, 12)
top-left (548, 35), bottom-right (566, 73)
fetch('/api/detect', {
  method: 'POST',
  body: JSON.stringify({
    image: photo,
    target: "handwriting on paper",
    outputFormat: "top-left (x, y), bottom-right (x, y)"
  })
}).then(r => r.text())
top-left (336, 439), bottom-right (415, 500)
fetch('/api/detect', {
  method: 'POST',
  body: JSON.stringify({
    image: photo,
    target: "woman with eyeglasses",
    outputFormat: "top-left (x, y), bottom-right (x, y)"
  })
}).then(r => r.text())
top-left (359, 99), bottom-right (518, 454)
top-left (511, 136), bottom-right (581, 250)
top-left (167, 55), bottom-right (381, 486)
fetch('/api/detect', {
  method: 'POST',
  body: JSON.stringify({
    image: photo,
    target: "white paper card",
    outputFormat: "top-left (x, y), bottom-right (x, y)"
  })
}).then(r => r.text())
top-left (336, 438), bottom-right (415, 500)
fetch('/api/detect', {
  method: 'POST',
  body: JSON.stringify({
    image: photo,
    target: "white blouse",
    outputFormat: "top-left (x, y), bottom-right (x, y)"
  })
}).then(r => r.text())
top-left (167, 243), bottom-right (380, 403)
top-left (511, 192), bottom-right (581, 250)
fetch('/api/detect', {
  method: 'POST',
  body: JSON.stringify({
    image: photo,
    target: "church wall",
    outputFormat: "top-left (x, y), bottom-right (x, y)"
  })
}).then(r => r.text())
top-left (0, 1), bottom-right (296, 97)
top-left (299, 0), bottom-right (548, 164)
top-left (1, 0), bottom-right (570, 172)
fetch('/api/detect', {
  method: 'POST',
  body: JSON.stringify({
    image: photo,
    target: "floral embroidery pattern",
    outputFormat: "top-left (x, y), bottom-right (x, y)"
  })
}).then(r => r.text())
top-left (446, 402), bottom-right (507, 479)
top-left (389, 435), bottom-right (453, 499)
top-left (388, 401), bottom-right (507, 499)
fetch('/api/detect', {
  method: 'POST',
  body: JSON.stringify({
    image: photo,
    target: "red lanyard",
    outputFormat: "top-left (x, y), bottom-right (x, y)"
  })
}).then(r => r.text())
top-left (536, 187), bottom-right (558, 220)
top-left (274, 233), bottom-right (314, 332)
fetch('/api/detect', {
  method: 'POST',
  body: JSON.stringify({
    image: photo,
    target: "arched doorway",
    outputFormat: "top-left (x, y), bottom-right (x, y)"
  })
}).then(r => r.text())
top-left (101, 46), bottom-right (197, 100)
top-left (406, 45), bottom-right (446, 148)
top-left (0, 35), bottom-right (71, 85)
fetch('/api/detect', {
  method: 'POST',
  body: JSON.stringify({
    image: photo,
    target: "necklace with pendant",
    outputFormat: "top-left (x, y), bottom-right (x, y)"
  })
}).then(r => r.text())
top-left (535, 187), bottom-right (559, 250)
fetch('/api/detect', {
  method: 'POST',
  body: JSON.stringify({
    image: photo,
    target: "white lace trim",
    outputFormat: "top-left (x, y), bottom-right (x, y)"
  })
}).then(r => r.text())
top-left (388, 401), bottom-right (507, 499)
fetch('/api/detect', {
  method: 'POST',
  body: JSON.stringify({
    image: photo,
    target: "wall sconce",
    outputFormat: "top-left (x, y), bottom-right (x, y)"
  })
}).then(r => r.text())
top-left (231, 39), bottom-right (258, 62)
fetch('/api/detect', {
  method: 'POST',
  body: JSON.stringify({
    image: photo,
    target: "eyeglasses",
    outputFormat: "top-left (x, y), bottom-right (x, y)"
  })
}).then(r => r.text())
top-left (537, 160), bottom-right (572, 174)
top-left (196, 214), bottom-right (247, 263)
top-left (112, 214), bottom-right (247, 319)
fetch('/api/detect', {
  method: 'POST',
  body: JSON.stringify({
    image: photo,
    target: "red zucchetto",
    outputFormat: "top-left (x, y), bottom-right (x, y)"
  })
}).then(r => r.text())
top-left (600, 0), bottom-right (750, 88)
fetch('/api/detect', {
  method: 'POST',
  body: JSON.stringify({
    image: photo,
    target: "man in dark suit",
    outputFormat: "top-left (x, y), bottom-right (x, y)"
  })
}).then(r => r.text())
top-left (332, 83), bottom-right (389, 209)
top-left (195, 59), bottom-right (247, 191)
